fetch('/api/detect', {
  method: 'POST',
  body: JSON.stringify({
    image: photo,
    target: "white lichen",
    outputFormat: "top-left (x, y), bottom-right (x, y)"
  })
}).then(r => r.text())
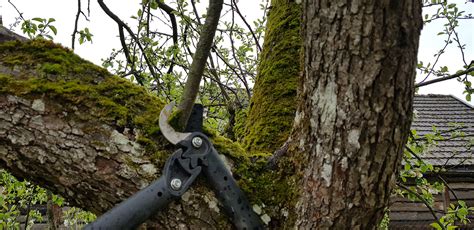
top-left (11, 110), bottom-right (24, 124)
top-left (31, 99), bottom-right (45, 112)
top-left (181, 191), bottom-right (191, 202)
top-left (312, 79), bottom-right (337, 132)
top-left (321, 161), bottom-right (333, 187)
top-left (348, 129), bottom-right (361, 149)
top-left (340, 157), bottom-right (348, 171)
top-left (29, 115), bottom-right (43, 128)
top-left (204, 195), bottom-right (220, 213)
top-left (110, 130), bottom-right (143, 155)
top-left (117, 164), bottom-right (137, 179)
top-left (252, 204), bottom-right (262, 215)
top-left (261, 214), bottom-right (271, 225)
top-left (110, 130), bottom-right (129, 146)
top-left (140, 163), bottom-right (157, 176)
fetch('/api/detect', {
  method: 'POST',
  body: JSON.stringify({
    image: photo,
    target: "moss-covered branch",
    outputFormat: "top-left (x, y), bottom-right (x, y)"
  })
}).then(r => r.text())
top-left (0, 38), bottom-right (296, 228)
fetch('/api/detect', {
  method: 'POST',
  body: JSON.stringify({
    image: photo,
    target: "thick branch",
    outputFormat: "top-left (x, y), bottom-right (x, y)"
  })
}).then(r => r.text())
top-left (178, 0), bottom-right (223, 128)
top-left (0, 37), bottom-right (238, 228)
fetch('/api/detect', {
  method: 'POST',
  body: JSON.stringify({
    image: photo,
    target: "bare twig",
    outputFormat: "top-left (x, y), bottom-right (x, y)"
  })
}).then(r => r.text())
top-left (97, 0), bottom-right (160, 80)
top-left (397, 183), bottom-right (446, 230)
top-left (231, 0), bottom-right (262, 52)
top-left (229, 0), bottom-right (250, 100)
top-left (437, 175), bottom-right (459, 201)
top-left (415, 67), bottom-right (474, 87)
top-left (157, 2), bottom-right (178, 75)
top-left (7, 0), bottom-right (25, 21)
top-left (71, 0), bottom-right (82, 50)
top-left (118, 26), bottom-right (144, 86)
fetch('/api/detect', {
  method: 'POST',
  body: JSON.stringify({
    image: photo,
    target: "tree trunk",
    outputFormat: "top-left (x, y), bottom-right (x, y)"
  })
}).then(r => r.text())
top-left (239, 0), bottom-right (301, 152)
top-left (288, 0), bottom-right (422, 228)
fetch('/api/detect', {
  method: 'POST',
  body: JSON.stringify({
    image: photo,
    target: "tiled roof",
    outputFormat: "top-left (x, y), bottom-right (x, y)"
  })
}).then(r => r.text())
top-left (412, 95), bottom-right (474, 166)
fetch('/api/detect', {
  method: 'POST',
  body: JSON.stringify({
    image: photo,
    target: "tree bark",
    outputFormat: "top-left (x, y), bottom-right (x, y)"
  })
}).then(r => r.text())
top-left (239, 0), bottom-right (301, 152)
top-left (178, 0), bottom-right (223, 128)
top-left (288, 0), bottom-right (422, 228)
top-left (0, 37), bottom-right (235, 229)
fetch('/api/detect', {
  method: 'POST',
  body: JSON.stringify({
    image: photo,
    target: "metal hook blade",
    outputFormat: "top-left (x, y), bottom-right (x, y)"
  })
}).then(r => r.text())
top-left (159, 102), bottom-right (192, 145)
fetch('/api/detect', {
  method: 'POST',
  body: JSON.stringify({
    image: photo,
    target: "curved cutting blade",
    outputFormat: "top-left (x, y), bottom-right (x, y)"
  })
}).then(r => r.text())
top-left (159, 102), bottom-right (192, 145)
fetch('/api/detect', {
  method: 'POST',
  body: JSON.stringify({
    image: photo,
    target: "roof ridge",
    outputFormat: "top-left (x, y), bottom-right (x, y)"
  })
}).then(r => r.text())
top-left (414, 94), bottom-right (474, 109)
top-left (448, 94), bottom-right (474, 109)
top-left (415, 94), bottom-right (450, 97)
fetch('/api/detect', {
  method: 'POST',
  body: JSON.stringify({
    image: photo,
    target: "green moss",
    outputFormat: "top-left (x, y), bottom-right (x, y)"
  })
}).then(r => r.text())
top-left (238, 0), bottom-right (301, 152)
top-left (0, 39), bottom-right (109, 79)
top-left (0, 39), bottom-right (299, 222)
top-left (40, 63), bottom-right (65, 75)
top-left (0, 39), bottom-right (165, 161)
top-left (203, 127), bottom-right (297, 214)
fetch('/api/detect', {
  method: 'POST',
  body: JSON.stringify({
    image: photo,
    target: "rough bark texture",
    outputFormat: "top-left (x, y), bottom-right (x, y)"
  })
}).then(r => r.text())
top-left (288, 0), bottom-right (422, 229)
top-left (0, 36), bottom-right (253, 229)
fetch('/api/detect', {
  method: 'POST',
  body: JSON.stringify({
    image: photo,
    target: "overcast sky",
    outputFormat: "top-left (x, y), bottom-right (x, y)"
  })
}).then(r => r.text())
top-left (1, 0), bottom-right (473, 104)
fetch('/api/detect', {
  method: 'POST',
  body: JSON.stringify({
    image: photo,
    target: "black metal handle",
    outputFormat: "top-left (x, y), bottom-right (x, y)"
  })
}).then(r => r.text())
top-left (84, 148), bottom-right (200, 229)
top-left (84, 176), bottom-right (173, 230)
top-left (85, 132), bottom-right (263, 230)
top-left (203, 144), bottom-right (264, 230)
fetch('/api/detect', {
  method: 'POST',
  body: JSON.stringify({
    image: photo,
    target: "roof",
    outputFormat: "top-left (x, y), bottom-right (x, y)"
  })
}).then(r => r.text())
top-left (412, 94), bottom-right (474, 166)
top-left (0, 25), bottom-right (28, 43)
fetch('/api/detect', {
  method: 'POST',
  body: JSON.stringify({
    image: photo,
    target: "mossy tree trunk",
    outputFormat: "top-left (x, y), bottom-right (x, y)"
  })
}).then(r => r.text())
top-left (238, 0), bottom-right (301, 152)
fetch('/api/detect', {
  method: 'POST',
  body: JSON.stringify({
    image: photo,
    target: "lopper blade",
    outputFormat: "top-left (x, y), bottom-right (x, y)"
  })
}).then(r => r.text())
top-left (159, 102), bottom-right (192, 145)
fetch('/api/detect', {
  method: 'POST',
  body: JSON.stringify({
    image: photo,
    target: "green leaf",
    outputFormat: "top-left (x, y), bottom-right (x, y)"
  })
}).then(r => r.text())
top-left (465, 81), bottom-right (472, 88)
top-left (404, 163), bottom-right (411, 171)
top-left (150, 0), bottom-right (158, 9)
top-left (458, 207), bottom-right (468, 217)
top-left (430, 222), bottom-right (442, 230)
top-left (32, 17), bottom-right (44, 22)
top-left (49, 25), bottom-right (57, 35)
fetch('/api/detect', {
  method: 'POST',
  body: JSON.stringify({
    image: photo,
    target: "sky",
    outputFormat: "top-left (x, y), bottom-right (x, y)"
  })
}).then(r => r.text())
top-left (1, 0), bottom-right (473, 104)
top-left (416, 0), bottom-right (474, 105)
